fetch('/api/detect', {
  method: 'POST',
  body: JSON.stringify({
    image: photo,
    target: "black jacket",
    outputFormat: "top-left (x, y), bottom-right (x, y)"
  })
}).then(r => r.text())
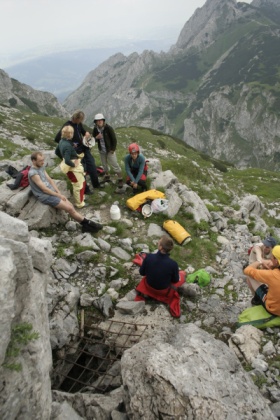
top-left (55, 120), bottom-right (86, 154)
top-left (92, 123), bottom-right (117, 152)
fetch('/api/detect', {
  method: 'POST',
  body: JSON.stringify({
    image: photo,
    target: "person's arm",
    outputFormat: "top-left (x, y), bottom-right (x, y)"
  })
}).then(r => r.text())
top-left (124, 155), bottom-right (136, 183)
top-left (253, 246), bottom-right (263, 264)
top-left (107, 126), bottom-right (117, 152)
top-left (135, 155), bottom-right (145, 183)
top-left (60, 143), bottom-right (76, 167)
top-left (244, 263), bottom-right (275, 286)
top-left (139, 257), bottom-right (147, 276)
top-left (171, 262), bottom-right (180, 284)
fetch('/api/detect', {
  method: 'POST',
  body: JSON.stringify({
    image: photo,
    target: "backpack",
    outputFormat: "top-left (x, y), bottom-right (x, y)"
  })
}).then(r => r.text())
top-left (248, 246), bottom-right (253, 255)
top-left (237, 305), bottom-right (280, 329)
top-left (7, 165), bottom-right (31, 190)
top-left (132, 252), bottom-right (147, 266)
top-left (186, 269), bottom-right (211, 287)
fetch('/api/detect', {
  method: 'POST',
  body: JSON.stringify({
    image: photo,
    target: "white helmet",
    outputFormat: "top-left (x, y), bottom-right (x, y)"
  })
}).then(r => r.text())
top-left (94, 113), bottom-right (105, 122)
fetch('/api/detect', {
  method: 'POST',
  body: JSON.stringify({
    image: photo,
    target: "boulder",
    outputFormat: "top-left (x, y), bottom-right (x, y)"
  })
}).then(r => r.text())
top-left (121, 323), bottom-right (275, 419)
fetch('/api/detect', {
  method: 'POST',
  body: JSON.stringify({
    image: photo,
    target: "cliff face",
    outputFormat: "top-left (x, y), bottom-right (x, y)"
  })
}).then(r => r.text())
top-left (64, 0), bottom-right (280, 170)
top-left (0, 69), bottom-right (68, 118)
top-left (0, 211), bottom-right (53, 420)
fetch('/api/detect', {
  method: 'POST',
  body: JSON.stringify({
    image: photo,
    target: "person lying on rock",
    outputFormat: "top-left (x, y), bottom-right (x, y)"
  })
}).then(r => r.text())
top-left (243, 245), bottom-right (280, 314)
top-left (56, 125), bottom-right (87, 209)
top-left (134, 235), bottom-right (185, 317)
top-left (249, 236), bottom-right (277, 269)
top-left (28, 151), bottom-right (102, 233)
top-left (124, 143), bottom-right (147, 194)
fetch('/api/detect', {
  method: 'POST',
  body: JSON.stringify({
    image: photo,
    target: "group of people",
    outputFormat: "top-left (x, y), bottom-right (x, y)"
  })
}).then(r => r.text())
top-left (53, 110), bottom-right (147, 209)
top-left (27, 110), bottom-right (149, 235)
top-left (27, 110), bottom-right (280, 320)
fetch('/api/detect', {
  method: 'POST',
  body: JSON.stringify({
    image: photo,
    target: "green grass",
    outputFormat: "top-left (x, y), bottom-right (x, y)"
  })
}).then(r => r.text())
top-left (2, 323), bottom-right (40, 371)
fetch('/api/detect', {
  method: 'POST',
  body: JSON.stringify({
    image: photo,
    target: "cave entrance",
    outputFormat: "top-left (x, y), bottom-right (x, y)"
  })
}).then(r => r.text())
top-left (51, 313), bottom-right (148, 394)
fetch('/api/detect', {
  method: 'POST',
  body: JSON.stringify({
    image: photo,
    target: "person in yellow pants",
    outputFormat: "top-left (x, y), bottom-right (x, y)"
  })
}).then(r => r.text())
top-left (56, 125), bottom-right (86, 208)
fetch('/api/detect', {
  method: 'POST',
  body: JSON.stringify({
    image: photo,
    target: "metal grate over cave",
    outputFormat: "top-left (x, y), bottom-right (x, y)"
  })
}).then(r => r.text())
top-left (52, 313), bottom-right (148, 394)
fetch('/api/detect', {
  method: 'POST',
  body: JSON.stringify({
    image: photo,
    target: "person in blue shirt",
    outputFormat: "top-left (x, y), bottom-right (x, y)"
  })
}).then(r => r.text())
top-left (124, 143), bottom-right (147, 193)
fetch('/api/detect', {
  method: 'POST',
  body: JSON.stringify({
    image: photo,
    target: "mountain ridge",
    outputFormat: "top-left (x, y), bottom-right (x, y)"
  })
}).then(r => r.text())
top-left (63, 0), bottom-right (280, 170)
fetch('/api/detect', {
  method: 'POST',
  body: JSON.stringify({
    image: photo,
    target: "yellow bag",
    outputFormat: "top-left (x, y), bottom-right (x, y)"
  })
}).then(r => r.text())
top-left (163, 220), bottom-right (191, 245)
top-left (126, 189), bottom-right (165, 211)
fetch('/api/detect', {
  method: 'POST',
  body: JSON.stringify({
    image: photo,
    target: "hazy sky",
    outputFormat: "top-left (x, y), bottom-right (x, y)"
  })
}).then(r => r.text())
top-left (0, 0), bottom-right (252, 66)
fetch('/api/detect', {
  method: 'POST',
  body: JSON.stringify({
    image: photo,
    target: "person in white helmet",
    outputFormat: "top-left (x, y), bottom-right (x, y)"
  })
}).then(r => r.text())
top-left (92, 113), bottom-right (123, 188)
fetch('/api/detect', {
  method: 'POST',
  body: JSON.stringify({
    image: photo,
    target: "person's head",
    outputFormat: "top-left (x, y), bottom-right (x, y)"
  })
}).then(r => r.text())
top-left (128, 143), bottom-right (139, 161)
top-left (158, 235), bottom-right (174, 254)
top-left (262, 236), bottom-right (277, 255)
top-left (31, 151), bottom-right (44, 167)
top-left (61, 125), bottom-right (74, 140)
top-left (94, 113), bottom-right (105, 128)
top-left (271, 245), bottom-right (280, 268)
top-left (71, 110), bottom-right (85, 124)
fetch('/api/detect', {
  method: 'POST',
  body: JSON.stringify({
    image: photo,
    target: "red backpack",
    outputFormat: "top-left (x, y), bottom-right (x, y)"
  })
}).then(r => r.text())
top-left (19, 166), bottom-right (31, 187)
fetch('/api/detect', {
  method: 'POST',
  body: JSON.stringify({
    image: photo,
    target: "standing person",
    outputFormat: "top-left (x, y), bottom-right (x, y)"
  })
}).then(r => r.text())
top-left (243, 245), bottom-right (280, 315)
top-left (134, 235), bottom-right (185, 317)
top-left (249, 236), bottom-right (277, 268)
top-left (28, 152), bottom-right (103, 233)
top-left (124, 143), bottom-right (147, 193)
top-left (56, 125), bottom-right (86, 209)
top-left (55, 110), bottom-right (100, 193)
top-left (92, 113), bottom-right (123, 188)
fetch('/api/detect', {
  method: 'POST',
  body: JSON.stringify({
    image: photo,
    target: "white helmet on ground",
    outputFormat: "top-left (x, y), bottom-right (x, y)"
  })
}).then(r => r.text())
top-left (94, 113), bottom-right (105, 122)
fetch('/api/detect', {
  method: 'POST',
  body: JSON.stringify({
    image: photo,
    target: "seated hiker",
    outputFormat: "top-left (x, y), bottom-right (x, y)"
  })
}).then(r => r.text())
top-left (243, 245), bottom-right (280, 315)
top-left (56, 125), bottom-right (86, 209)
top-left (124, 143), bottom-right (147, 193)
top-left (28, 151), bottom-right (102, 233)
top-left (135, 235), bottom-right (185, 317)
top-left (249, 236), bottom-right (277, 269)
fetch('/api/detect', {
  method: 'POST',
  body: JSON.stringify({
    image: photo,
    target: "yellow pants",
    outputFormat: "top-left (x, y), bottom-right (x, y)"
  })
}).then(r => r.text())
top-left (60, 160), bottom-right (86, 208)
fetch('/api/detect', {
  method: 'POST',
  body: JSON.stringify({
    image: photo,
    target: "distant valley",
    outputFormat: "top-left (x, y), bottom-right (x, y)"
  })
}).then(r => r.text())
top-left (4, 39), bottom-right (176, 102)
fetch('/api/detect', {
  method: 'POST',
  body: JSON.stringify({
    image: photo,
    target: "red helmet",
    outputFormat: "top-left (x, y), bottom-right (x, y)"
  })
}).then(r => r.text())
top-left (128, 143), bottom-right (139, 153)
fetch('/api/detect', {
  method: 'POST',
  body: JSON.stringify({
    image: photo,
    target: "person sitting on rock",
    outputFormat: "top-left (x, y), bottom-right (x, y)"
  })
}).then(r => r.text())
top-left (28, 151), bottom-right (102, 233)
top-left (134, 235), bottom-right (185, 317)
top-left (249, 236), bottom-right (277, 269)
top-left (244, 245), bottom-right (280, 314)
top-left (124, 143), bottom-right (147, 194)
top-left (56, 125), bottom-right (87, 209)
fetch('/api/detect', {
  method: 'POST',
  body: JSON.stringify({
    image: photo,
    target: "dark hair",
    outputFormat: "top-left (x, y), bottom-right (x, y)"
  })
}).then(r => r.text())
top-left (31, 151), bottom-right (43, 162)
top-left (160, 235), bottom-right (174, 253)
top-left (71, 110), bottom-right (85, 121)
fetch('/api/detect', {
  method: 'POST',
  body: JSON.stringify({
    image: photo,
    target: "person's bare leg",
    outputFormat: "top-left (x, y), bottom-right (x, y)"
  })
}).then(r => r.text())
top-left (55, 199), bottom-right (84, 222)
top-left (246, 276), bottom-right (262, 295)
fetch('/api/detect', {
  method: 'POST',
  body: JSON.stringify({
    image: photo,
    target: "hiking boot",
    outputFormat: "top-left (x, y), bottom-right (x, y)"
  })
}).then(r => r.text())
top-left (100, 175), bottom-right (111, 184)
top-left (117, 178), bottom-right (123, 188)
top-left (251, 294), bottom-right (262, 306)
top-left (82, 220), bottom-right (103, 233)
top-left (76, 202), bottom-right (89, 209)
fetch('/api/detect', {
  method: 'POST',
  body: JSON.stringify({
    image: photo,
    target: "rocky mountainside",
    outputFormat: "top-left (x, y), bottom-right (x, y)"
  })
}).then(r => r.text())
top-left (0, 69), bottom-right (67, 118)
top-left (64, 0), bottom-right (280, 171)
top-left (1, 106), bottom-right (280, 418)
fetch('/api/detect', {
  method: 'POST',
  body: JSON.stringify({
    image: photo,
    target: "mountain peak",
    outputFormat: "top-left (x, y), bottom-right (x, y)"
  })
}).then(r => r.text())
top-left (173, 0), bottom-right (252, 52)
